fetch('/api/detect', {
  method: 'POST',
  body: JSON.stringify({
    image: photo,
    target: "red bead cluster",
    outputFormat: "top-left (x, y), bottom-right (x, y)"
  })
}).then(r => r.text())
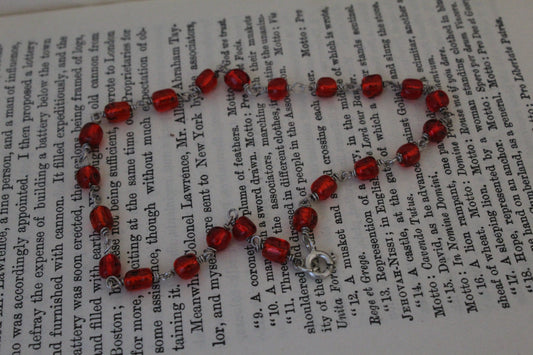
top-left (268, 78), bottom-right (288, 101)
top-left (99, 254), bottom-right (121, 278)
top-left (79, 122), bottom-right (103, 148)
top-left (426, 90), bottom-right (450, 112)
top-left (316, 77), bottom-right (338, 97)
top-left (296, 75), bottom-right (450, 253)
top-left (309, 75), bottom-right (449, 171)
top-left (77, 66), bottom-right (451, 292)
top-left (124, 268), bottom-right (153, 291)
top-left (174, 254), bottom-right (200, 280)
top-left (152, 89), bottom-right (179, 112)
top-left (401, 79), bottom-right (424, 100)
top-left (232, 216), bottom-right (257, 241)
top-left (293, 207), bottom-right (318, 232)
top-left (195, 69), bottom-right (218, 94)
top-left (76, 165), bottom-right (100, 188)
top-left (104, 101), bottom-right (132, 123)
top-left (355, 156), bottom-right (379, 180)
top-left (311, 175), bottom-right (337, 200)
top-left (262, 237), bottom-right (290, 263)
top-left (90, 205), bottom-right (113, 233)
top-left (397, 143), bottom-right (421, 167)
top-left (224, 69), bottom-right (250, 91)
top-left (361, 74), bottom-right (383, 98)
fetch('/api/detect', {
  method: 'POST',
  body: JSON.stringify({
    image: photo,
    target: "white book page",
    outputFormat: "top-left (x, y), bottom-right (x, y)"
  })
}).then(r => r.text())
top-left (0, 0), bottom-right (532, 354)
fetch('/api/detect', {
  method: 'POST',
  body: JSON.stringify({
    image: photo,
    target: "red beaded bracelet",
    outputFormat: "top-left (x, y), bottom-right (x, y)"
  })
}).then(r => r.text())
top-left (75, 65), bottom-right (452, 292)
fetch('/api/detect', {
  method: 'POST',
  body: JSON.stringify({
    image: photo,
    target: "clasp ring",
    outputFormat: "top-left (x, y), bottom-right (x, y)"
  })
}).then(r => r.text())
top-left (296, 250), bottom-right (336, 279)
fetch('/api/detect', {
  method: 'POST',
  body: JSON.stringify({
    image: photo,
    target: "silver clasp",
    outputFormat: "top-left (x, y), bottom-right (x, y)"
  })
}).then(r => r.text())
top-left (295, 250), bottom-right (336, 279)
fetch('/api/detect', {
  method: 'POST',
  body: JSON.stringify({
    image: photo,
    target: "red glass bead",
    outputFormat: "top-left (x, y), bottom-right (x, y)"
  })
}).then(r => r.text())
top-left (397, 143), bottom-right (420, 167)
top-left (152, 88), bottom-right (179, 112)
top-left (232, 216), bottom-right (257, 241)
top-left (79, 122), bottom-right (103, 148)
top-left (99, 254), bottom-right (121, 278)
top-left (361, 74), bottom-right (383, 98)
top-left (104, 101), bottom-right (132, 123)
top-left (426, 90), bottom-right (449, 112)
top-left (124, 268), bottom-right (153, 291)
top-left (293, 207), bottom-right (318, 232)
top-left (196, 69), bottom-right (218, 94)
top-left (316, 77), bottom-right (337, 97)
top-left (76, 165), bottom-right (100, 189)
top-left (224, 69), bottom-right (250, 91)
top-left (354, 156), bottom-right (379, 180)
top-left (206, 226), bottom-right (232, 251)
top-left (401, 79), bottom-right (424, 100)
top-left (423, 119), bottom-right (447, 143)
top-left (268, 78), bottom-right (288, 101)
top-left (311, 175), bottom-right (337, 200)
top-left (174, 254), bottom-right (200, 279)
top-left (90, 205), bottom-right (113, 233)
top-left (262, 237), bottom-right (291, 264)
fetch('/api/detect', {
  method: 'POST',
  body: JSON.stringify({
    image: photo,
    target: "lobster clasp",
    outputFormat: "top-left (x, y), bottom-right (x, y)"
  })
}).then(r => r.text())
top-left (298, 250), bottom-right (336, 279)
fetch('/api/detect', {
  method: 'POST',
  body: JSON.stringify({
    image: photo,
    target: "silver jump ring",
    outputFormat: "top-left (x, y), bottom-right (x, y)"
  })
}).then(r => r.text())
top-left (105, 276), bottom-right (123, 292)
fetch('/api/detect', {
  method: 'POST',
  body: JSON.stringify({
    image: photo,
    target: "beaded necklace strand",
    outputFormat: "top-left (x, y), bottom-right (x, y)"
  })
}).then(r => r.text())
top-left (75, 65), bottom-right (452, 292)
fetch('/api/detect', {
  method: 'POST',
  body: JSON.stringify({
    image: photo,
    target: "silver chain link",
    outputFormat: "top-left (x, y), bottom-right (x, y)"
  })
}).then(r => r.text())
top-left (243, 83), bottom-right (267, 97)
top-left (383, 80), bottom-right (402, 91)
top-left (300, 227), bottom-right (316, 252)
top-left (344, 81), bottom-right (359, 91)
top-left (288, 254), bottom-right (304, 269)
top-left (134, 97), bottom-right (153, 110)
top-left (152, 269), bottom-right (176, 283)
top-left (100, 227), bottom-right (112, 254)
top-left (91, 112), bottom-right (104, 123)
top-left (338, 80), bottom-right (361, 93)
top-left (223, 208), bottom-right (239, 229)
top-left (78, 143), bottom-right (92, 164)
top-left (214, 62), bottom-right (230, 76)
top-left (249, 235), bottom-right (265, 252)
top-left (421, 77), bottom-right (437, 95)
top-left (159, 269), bottom-right (176, 281)
top-left (438, 108), bottom-right (454, 127)
top-left (105, 276), bottom-right (123, 292)
top-left (89, 184), bottom-right (101, 206)
top-left (197, 247), bottom-right (217, 264)
top-left (298, 194), bottom-right (316, 207)
top-left (288, 82), bottom-right (310, 94)
top-left (378, 156), bottom-right (400, 169)
top-left (332, 170), bottom-right (355, 182)
top-left (417, 134), bottom-right (429, 151)
top-left (178, 87), bottom-right (201, 103)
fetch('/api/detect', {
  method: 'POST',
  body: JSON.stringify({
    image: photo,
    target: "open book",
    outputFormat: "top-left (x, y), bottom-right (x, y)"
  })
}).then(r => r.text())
top-left (0, 0), bottom-right (532, 353)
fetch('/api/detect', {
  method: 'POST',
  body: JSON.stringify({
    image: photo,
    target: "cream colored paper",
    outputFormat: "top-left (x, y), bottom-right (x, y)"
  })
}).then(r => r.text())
top-left (0, 0), bottom-right (532, 354)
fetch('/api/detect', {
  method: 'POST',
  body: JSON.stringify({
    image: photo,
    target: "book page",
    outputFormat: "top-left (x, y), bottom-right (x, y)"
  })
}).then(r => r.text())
top-left (0, 0), bottom-right (532, 353)
top-left (0, 0), bottom-right (136, 17)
